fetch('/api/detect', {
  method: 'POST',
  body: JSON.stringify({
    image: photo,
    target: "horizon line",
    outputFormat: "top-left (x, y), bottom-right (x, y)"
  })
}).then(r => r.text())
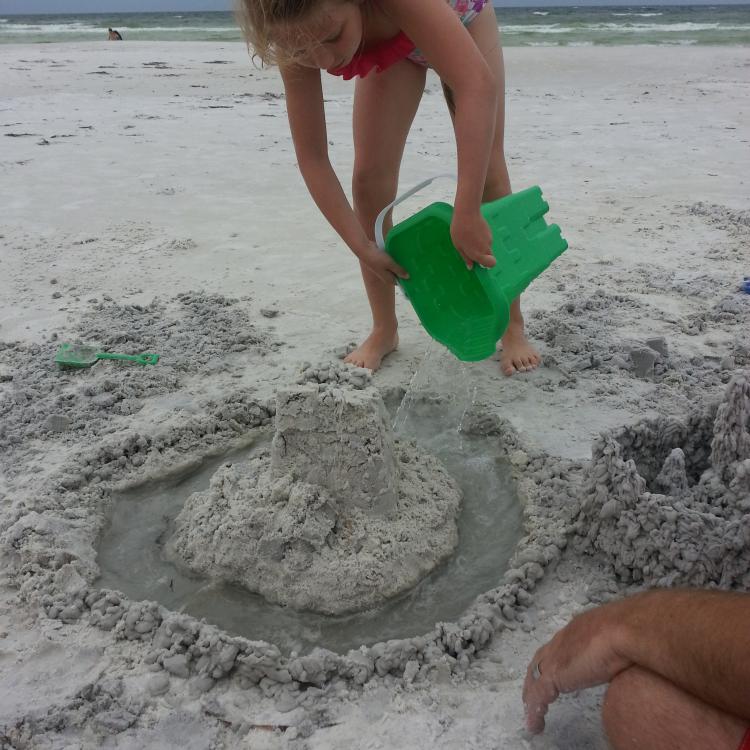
top-left (3, 1), bottom-right (750, 13)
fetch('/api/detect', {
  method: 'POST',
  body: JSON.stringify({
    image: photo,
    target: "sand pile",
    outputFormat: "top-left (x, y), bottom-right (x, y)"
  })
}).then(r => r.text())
top-left (576, 373), bottom-right (750, 588)
top-left (167, 383), bottom-right (462, 614)
top-left (0, 292), bottom-right (272, 462)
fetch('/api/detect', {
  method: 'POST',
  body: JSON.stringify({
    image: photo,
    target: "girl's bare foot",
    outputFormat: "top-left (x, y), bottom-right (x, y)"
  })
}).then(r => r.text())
top-left (345, 329), bottom-right (399, 371)
top-left (500, 322), bottom-right (540, 376)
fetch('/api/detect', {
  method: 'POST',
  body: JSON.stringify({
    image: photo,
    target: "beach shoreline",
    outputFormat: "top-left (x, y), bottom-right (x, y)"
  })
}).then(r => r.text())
top-left (3, 5), bottom-right (750, 46)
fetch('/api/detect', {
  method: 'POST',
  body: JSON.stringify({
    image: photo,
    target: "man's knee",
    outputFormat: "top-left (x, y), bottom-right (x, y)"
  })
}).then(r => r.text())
top-left (602, 666), bottom-right (653, 745)
top-left (602, 665), bottom-right (747, 750)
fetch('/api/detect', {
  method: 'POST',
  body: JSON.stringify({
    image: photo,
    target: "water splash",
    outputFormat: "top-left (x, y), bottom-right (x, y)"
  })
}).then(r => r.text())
top-left (392, 341), bottom-right (436, 434)
top-left (392, 343), bottom-right (477, 439)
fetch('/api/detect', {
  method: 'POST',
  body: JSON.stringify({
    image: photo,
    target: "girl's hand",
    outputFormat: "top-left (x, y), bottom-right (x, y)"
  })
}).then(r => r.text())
top-left (451, 210), bottom-right (496, 270)
top-left (358, 241), bottom-right (409, 285)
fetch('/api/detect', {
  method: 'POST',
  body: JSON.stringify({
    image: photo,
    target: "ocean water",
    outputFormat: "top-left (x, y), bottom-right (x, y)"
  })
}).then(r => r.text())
top-left (1, 5), bottom-right (749, 46)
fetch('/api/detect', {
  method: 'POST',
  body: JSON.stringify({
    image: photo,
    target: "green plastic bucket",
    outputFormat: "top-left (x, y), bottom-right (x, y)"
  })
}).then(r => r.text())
top-left (377, 176), bottom-right (568, 362)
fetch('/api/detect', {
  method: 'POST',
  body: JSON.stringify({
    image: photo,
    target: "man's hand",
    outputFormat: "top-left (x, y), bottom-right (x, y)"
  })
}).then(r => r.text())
top-left (450, 209), bottom-right (496, 270)
top-left (357, 241), bottom-right (409, 285)
top-left (522, 603), bottom-right (632, 734)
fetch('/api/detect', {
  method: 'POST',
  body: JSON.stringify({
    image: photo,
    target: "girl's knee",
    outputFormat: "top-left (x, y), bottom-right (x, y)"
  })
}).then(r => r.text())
top-left (483, 178), bottom-right (510, 202)
top-left (352, 167), bottom-right (398, 209)
top-left (483, 169), bottom-right (511, 202)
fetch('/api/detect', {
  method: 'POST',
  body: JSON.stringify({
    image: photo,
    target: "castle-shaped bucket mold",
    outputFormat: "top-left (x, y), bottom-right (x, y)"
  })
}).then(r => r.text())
top-left (378, 176), bottom-right (568, 361)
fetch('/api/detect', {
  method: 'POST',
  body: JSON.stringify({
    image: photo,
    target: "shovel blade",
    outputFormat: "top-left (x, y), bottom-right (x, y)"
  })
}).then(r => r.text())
top-left (55, 343), bottom-right (99, 368)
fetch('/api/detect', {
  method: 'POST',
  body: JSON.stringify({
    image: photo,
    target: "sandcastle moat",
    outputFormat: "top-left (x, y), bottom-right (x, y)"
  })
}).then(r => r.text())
top-left (95, 379), bottom-right (524, 652)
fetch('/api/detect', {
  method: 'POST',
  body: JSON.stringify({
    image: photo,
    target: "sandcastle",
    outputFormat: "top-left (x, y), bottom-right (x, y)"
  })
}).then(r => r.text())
top-left (166, 384), bottom-right (462, 615)
top-left (576, 374), bottom-right (750, 589)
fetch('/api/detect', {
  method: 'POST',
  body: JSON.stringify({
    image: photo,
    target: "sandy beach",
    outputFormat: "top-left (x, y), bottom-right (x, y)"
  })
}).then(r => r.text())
top-left (1, 40), bottom-right (748, 748)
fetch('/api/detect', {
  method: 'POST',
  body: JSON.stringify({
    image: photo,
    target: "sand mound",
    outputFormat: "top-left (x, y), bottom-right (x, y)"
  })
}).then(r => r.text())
top-left (167, 384), bottom-right (462, 614)
top-left (576, 373), bottom-right (750, 588)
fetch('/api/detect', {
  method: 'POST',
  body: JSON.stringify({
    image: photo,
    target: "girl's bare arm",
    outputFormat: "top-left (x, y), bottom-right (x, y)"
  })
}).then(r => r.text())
top-left (280, 65), bottom-right (406, 280)
top-left (380, 0), bottom-right (497, 216)
top-left (280, 64), bottom-right (371, 255)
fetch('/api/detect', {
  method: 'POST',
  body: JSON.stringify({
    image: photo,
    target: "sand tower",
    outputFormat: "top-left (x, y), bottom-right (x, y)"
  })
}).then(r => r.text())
top-left (167, 384), bottom-right (462, 615)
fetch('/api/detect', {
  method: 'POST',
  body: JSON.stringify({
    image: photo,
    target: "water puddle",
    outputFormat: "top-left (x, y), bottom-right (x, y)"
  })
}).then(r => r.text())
top-left (97, 398), bottom-right (522, 654)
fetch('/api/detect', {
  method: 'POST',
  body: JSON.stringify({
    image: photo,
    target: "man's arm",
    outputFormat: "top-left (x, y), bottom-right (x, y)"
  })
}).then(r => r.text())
top-left (523, 589), bottom-right (750, 734)
top-left (617, 589), bottom-right (750, 719)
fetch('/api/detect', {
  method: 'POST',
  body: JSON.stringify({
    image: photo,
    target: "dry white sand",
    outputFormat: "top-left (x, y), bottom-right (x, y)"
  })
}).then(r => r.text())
top-left (1, 41), bottom-right (748, 748)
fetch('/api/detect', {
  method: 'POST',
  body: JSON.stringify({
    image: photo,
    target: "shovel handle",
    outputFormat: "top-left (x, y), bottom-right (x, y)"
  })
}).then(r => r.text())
top-left (97, 352), bottom-right (160, 366)
top-left (374, 173), bottom-right (456, 250)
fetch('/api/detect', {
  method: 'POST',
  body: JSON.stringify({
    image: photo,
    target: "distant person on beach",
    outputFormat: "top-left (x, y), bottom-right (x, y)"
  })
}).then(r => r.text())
top-left (236, 0), bottom-right (540, 375)
top-left (523, 589), bottom-right (750, 749)
top-left (107, 28), bottom-right (123, 41)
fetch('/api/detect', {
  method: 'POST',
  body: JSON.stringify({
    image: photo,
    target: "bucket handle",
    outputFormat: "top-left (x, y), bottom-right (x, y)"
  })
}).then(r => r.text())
top-left (374, 173), bottom-right (456, 250)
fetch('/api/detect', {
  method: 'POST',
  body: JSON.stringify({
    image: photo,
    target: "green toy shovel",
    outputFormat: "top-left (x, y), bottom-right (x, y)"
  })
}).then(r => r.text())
top-left (377, 175), bottom-right (568, 362)
top-left (55, 342), bottom-right (160, 369)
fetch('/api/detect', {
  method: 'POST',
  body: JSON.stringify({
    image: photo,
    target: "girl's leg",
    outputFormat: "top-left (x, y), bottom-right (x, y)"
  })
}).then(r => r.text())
top-left (461, 5), bottom-right (541, 376)
top-left (347, 59), bottom-right (427, 371)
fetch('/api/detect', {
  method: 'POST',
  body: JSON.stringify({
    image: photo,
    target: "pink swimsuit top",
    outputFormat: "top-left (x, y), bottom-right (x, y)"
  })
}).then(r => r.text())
top-left (327, 0), bottom-right (487, 79)
top-left (327, 31), bottom-right (416, 81)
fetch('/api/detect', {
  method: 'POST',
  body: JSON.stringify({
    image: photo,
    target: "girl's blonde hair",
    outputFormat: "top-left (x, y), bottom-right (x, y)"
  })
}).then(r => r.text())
top-left (235, 0), bottom-right (328, 66)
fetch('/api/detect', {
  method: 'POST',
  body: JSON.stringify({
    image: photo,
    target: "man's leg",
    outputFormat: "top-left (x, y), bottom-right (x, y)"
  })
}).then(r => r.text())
top-left (603, 666), bottom-right (749, 750)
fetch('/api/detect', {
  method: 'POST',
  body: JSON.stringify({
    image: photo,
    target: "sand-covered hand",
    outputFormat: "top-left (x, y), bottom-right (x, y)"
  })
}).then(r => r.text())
top-left (522, 602), bottom-right (632, 734)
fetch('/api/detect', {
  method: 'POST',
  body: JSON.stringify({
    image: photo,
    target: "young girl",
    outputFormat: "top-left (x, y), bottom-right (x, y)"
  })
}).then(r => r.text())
top-left (237, 0), bottom-right (541, 376)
